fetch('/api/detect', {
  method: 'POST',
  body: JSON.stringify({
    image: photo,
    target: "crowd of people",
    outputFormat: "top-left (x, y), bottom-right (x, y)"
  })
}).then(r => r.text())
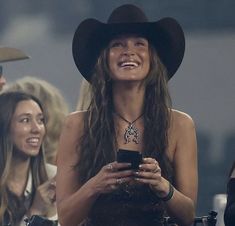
top-left (0, 3), bottom-right (234, 226)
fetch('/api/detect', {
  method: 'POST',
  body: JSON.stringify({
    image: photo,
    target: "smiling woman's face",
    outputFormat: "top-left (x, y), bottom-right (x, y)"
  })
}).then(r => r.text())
top-left (10, 99), bottom-right (45, 158)
top-left (108, 34), bottom-right (150, 82)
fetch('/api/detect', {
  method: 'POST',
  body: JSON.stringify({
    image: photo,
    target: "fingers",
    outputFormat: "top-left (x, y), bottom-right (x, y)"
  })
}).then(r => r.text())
top-left (49, 178), bottom-right (56, 189)
top-left (105, 162), bottom-right (134, 179)
top-left (48, 178), bottom-right (56, 204)
top-left (100, 162), bottom-right (135, 192)
top-left (39, 177), bottom-right (56, 189)
top-left (105, 159), bottom-right (160, 186)
top-left (105, 162), bottom-right (132, 172)
top-left (116, 177), bottom-right (128, 185)
top-left (97, 158), bottom-right (165, 194)
top-left (47, 187), bottom-right (56, 204)
top-left (36, 177), bottom-right (57, 205)
top-left (134, 157), bottom-right (162, 184)
top-left (141, 158), bottom-right (161, 173)
top-left (48, 178), bottom-right (56, 203)
top-left (106, 163), bottom-right (114, 171)
top-left (133, 158), bottom-right (170, 197)
top-left (106, 176), bottom-right (132, 192)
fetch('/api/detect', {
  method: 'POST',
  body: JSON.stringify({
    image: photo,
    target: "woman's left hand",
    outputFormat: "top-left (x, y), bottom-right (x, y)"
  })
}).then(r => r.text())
top-left (135, 157), bottom-right (170, 198)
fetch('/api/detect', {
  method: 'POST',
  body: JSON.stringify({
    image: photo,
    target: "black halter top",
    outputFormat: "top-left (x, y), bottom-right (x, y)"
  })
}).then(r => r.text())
top-left (82, 183), bottom-right (166, 226)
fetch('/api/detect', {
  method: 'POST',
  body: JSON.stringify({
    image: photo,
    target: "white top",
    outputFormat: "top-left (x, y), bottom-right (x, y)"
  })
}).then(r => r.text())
top-left (20, 163), bottom-right (57, 226)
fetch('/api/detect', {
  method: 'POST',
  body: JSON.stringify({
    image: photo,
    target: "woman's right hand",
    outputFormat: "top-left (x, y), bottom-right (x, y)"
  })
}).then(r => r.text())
top-left (87, 161), bottom-right (134, 194)
top-left (28, 177), bottom-right (57, 217)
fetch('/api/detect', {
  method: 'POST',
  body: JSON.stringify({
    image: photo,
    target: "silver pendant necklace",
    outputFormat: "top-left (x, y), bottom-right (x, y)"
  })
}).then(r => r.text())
top-left (114, 112), bottom-right (144, 144)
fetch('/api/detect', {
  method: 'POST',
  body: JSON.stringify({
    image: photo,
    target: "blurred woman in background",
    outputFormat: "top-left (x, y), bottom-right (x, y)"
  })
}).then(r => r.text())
top-left (0, 91), bottom-right (57, 226)
top-left (5, 76), bottom-right (69, 165)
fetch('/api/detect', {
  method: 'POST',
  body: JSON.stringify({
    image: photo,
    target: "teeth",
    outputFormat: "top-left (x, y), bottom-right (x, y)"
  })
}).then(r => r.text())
top-left (120, 61), bottom-right (139, 67)
top-left (27, 138), bottom-right (39, 143)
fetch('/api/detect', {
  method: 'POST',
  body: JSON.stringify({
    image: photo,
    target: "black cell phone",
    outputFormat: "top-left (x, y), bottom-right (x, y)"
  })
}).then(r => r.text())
top-left (117, 149), bottom-right (142, 170)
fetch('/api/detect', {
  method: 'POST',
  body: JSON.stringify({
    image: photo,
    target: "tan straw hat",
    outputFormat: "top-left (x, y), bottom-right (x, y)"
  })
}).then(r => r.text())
top-left (0, 47), bottom-right (30, 63)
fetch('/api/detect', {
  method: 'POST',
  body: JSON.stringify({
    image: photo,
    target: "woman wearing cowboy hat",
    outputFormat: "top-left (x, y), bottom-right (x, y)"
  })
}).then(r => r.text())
top-left (56, 4), bottom-right (198, 226)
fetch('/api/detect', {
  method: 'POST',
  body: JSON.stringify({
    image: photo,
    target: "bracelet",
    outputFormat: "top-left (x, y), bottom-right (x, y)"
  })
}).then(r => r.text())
top-left (159, 183), bottom-right (174, 202)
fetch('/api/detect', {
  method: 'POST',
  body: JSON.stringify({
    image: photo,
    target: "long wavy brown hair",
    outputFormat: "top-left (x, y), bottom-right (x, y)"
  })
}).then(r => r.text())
top-left (0, 91), bottom-right (48, 225)
top-left (77, 43), bottom-right (173, 184)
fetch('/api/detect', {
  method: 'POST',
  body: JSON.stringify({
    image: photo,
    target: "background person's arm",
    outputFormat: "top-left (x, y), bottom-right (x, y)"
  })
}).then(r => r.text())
top-left (224, 168), bottom-right (235, 226)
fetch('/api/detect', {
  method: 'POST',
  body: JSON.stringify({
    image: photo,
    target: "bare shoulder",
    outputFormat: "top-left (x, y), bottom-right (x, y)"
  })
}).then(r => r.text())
top-left (57, 110), bottom-right (87, 163)
top-left (63, 110), bottom-right (87, 130)
top-left (171, 109), bottom-right (195, 131)
top-left (167, 109), bottom-right (196, 160)
top-left (61, 110), bottom-right (88, 138)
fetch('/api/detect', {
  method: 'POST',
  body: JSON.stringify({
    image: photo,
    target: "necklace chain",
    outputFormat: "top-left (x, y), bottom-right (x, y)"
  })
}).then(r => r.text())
top-left (114, 112), bottom-right (144, 144)
top-left (114, 112), bottom-right (144, 124)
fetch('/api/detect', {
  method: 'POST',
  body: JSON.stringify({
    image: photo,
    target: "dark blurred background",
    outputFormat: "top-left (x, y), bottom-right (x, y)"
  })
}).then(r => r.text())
top-left (1, 0), bottom-right (235, 219)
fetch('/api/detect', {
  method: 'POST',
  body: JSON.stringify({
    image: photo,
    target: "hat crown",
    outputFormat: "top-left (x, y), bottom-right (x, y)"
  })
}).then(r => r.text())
top-left (107, 4), bottom-right (148, 24)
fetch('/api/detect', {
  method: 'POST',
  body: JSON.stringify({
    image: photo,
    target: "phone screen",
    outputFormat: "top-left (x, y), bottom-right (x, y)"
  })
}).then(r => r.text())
top-left (117, 149), bottom-right (142, 170)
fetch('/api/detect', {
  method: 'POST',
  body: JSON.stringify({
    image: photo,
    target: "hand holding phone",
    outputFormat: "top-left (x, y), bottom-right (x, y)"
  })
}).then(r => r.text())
top-left (117, 149), bottom-right (142, 170)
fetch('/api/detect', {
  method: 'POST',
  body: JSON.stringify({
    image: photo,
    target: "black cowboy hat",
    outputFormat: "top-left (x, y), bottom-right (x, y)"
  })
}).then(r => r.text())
top-left (72, 4), bottom-right (185, 82)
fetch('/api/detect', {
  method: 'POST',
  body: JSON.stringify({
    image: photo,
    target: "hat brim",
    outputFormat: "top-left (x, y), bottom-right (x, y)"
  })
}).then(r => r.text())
top-left (72, 17), bottom-right (185, 82)
top-left (0, 47), bottom-right (30, 63)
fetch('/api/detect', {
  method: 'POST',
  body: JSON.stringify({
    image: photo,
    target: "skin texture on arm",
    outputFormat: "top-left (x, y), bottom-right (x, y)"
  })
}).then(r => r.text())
top-left (165, 110), bottom-right (198, 226)
top-left (56, 111), bottom-right (96, 226)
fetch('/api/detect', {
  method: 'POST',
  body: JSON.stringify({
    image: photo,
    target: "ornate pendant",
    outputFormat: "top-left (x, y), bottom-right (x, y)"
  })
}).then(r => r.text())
top-left (113, 111), bottom-right (143, 145)
top-left (124, 123), bottom-right (139, 144)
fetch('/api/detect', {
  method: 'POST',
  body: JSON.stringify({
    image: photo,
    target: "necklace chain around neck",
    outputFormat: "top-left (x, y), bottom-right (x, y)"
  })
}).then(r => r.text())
top-left (114, 112), bottom-right (144, 124)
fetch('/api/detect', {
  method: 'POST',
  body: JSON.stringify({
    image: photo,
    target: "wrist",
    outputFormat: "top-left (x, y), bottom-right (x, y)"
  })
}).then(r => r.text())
top-left (157, 182), bottom-right (174, 202)
top-left (83, 180), bottom-right (100, 198)
top-left (151, 182), bottom-right (175, 202)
